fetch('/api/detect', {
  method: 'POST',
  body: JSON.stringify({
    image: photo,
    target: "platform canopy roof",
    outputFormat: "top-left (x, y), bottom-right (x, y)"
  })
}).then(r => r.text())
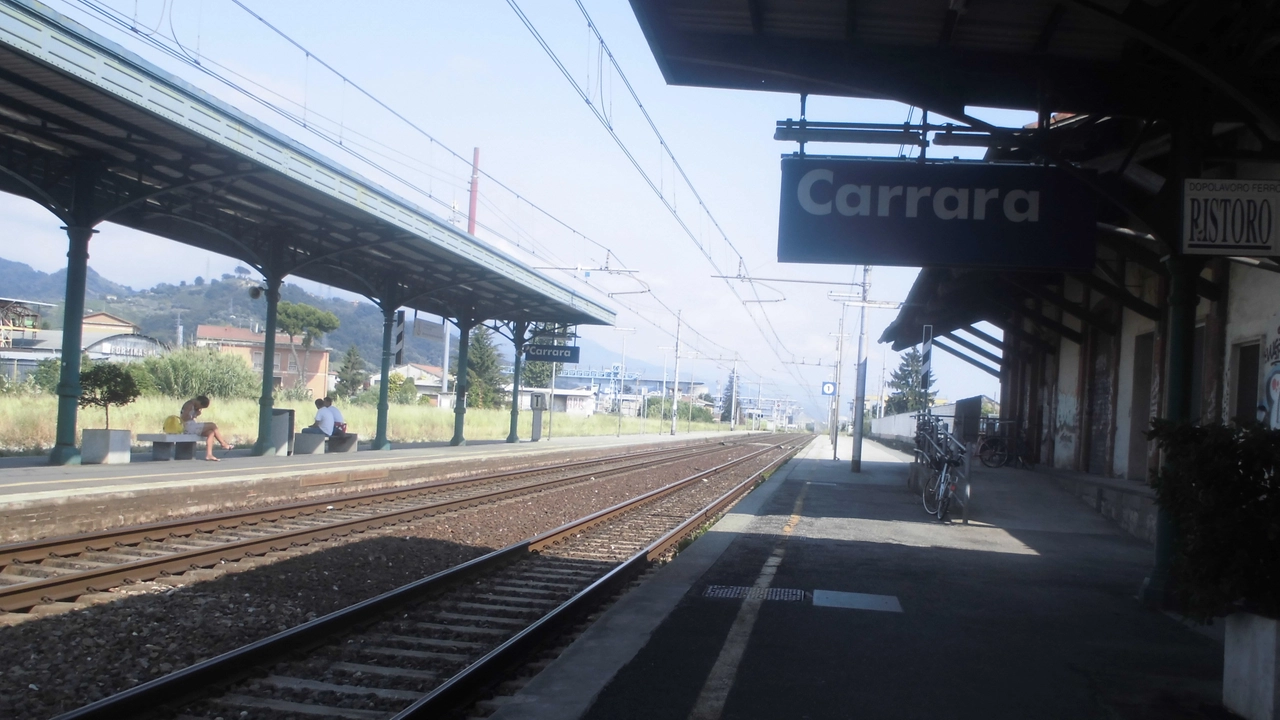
top-left (0, 0), bottom-right (615, 327)
top-left (630, 0), bottom-right (1280, 133)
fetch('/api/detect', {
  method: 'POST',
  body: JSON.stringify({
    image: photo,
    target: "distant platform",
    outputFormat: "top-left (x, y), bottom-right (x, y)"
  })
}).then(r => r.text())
top-left (0, 432), bottom-right (747, 543)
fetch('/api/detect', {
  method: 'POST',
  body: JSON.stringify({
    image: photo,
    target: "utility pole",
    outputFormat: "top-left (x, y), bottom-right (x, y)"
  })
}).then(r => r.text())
top-left (670, 312), bottom-right (682, 436)
top-left (615, 328), bottom-right (635, 437)
top-left (851, 265), bottom-right (870, 472)
top-left (467, 148), bottom-right (480, 236)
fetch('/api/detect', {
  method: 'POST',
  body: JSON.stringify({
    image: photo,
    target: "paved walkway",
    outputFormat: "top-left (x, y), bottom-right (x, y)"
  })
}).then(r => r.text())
top-left (491, 436), bottom-right (1228, 720)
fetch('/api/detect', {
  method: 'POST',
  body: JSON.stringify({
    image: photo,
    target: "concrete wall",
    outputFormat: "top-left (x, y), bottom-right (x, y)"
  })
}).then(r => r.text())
top-left (1225, 262), bottom-right (1280, 423)
top-left (870, 403), bottom-right (957, 444)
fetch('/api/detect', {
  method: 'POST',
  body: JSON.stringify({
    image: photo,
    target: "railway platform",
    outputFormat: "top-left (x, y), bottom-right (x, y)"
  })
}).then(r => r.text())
top-left (490, 435), bottom-right (1228, 720)
top-left (0, 431), bottom-right (744, 543)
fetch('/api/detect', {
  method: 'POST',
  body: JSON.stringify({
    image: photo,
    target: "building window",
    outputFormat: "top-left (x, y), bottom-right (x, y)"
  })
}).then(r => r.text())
top-left (288, 356), bottom-right (299, 372)
top-left (1233, 342), bottom-right (1261, 423)
top-left (252, 351), bottom-right (263, 369)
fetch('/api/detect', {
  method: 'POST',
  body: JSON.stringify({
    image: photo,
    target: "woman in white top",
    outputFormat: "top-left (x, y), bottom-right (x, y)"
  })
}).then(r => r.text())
top-left (179, 395), bottom-right (234, 461)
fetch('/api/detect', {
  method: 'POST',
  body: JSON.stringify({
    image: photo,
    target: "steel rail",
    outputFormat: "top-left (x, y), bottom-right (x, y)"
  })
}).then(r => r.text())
top-left (1, 437), bottom-right (747, 565)
top-left (53, 436), bottom-right (805, 720)
top-left (397, 437), bottom-right (807, 718)
top-left (0, 439), bottom-right (757, 612)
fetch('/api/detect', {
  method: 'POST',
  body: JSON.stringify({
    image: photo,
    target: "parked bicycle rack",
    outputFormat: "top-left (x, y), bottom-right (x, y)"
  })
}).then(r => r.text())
top-left (912, 411), bottom-right (972, 524)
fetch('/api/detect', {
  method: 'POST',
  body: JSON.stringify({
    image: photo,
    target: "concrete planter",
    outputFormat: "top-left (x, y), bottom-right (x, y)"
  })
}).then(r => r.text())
top-left (81, 429), bottom-right (131, 465)
top-left (1225, 612), bottom-right (1280, 720)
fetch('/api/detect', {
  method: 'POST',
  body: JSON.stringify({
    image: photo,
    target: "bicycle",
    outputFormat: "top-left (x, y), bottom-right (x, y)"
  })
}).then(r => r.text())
top-left (914, 413), bottom-right (969, 521)
top-left (977, 421), bottom-right (1036, 471)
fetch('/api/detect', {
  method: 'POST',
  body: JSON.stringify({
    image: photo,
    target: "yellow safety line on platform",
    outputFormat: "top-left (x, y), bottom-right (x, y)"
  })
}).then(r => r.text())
top-left (687, 482), bottom-right (809, 720)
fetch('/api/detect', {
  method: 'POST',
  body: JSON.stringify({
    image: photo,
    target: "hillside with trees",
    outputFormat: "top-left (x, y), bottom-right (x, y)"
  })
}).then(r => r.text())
top-left (0, 257), bottom-right (473, 374)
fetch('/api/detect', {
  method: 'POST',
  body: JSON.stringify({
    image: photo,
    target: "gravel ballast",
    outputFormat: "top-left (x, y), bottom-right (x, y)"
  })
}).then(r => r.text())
top-left (0, 442), bottom-right (788, 719)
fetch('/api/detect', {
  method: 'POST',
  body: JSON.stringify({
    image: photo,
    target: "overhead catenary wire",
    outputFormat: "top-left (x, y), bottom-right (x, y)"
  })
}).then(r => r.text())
top-left (505, 0), bottom-right (821, 409)
top-left (58, 0), bottom-right (804, 408)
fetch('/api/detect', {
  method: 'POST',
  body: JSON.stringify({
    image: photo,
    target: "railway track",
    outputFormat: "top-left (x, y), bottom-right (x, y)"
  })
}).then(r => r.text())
top-left (0, 437), bottom-right (764, 614)
top-left (54, 435), bottom-right (808, 720)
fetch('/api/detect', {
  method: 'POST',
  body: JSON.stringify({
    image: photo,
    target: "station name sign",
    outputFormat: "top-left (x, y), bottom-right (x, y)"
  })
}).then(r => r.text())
top-left (525, 345), bottom-right (580, 363)
top-left (777, 157), bottom-right (1096, 269)
top-left (1183, 179), bottom-right (1280, 256)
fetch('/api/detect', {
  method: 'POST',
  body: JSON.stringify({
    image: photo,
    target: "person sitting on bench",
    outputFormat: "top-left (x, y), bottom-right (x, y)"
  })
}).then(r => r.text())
top-left (323, 396), bottom-right (348, 436)
top-left (180, 395), bottom-right (234, 461)
top-left (301, 398), bottom-right (334, 437)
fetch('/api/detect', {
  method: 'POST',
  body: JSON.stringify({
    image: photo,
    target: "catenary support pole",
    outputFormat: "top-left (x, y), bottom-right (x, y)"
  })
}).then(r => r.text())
top-left (373, 303), bottom-right (396, 451)
top-left (252, 264), bottom-right (283, 456)
top-left (617, 332), bottom-right (628, 437)
top-left (730, 359), bottom-right (738, 431)
top-left (832, 303), bottom-right (847, 461)
top-left (852, 266), bottom-right (870, 472)
top-left (450, 319), bottom-right (475, 446)
top-left (670, 313), bottom-right (682, 435)
top-left (547, 357), bottom-right (557, 441)
top-left (49, 223), bottom-right (95, 466)
top-left (467, 148), bottom-right (480, 236)
top-left (507, 320), bottom-right (529, 443)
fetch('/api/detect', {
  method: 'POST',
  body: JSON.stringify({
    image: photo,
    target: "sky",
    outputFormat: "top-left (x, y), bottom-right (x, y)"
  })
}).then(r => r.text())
top-left (0, 0), bottom-right (1024, 419)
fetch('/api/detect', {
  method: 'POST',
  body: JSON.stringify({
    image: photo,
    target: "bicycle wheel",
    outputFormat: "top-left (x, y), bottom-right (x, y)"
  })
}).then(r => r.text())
top-left (979, 438), bottom-right (1008, 468)
top-left (937, 471), bottom-right (953, 521)
top-left (922, 468), bottom-right (942, 515)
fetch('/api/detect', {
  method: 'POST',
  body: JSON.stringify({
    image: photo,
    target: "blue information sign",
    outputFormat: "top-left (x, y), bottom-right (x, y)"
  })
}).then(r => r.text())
top-left (821, 381), bottom-right (837, 396)
top-left (778, 157), bottom-right (1096, 269)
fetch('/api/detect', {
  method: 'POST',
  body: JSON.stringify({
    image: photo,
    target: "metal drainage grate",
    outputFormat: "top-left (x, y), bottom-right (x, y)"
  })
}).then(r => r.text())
top-left (702, 585), bottom-right (806, 602)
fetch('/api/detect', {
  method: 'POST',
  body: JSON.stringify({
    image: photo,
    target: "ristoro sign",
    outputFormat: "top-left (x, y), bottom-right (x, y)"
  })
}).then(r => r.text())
top-left (777, 157), bottom-right (1096, 269)
top-left (1183, 179), bottom-right (1280, 256)
top-left (525, 345), bottom-right (580, 363)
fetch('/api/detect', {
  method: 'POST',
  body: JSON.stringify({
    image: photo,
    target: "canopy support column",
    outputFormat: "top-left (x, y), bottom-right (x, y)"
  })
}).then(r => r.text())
top-left (48, 223), bottom-right (95, 466)
top-left (1141, 100), bottom-right (1205, 609)
top-left (507, 320), bottom-right (530, 443)
top-left (374, 303), bottom-right (396, 451)
top-left (451, 318), bottom-right (476, 446)
top-left (251, 263), bottom-right (284, 456)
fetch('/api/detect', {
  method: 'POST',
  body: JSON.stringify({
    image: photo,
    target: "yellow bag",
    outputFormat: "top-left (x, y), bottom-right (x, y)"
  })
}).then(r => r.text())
top-left (163, 415), bottom-right (184, 434)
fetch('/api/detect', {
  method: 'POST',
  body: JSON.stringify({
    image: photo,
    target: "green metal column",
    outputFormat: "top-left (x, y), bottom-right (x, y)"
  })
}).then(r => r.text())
top-left (1141, 254), bottom-right (1202, 606)
top-left (1140, 101), bottom-right (1205, 609)
top-left (507, 320), bottom-right (528, 443)
top-left (373, 304), bottom-right (395, 451)
top-left (251, 272), bottom-right (283, 456)
top-left (48, 225), bottom-right (95, 466)
top-left (450, 319), bottom-right (474, 446)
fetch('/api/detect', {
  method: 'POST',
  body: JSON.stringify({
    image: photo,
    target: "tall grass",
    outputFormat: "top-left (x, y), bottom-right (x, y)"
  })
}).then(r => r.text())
top-left (0, 396), bottom-right (730, 454)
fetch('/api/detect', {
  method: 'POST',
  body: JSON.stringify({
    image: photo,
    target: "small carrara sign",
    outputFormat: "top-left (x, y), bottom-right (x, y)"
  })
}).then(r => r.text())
top-left (1183, 179), bottom-right (1280, 256)
top-left (821, 381), bottom-right (837, 396)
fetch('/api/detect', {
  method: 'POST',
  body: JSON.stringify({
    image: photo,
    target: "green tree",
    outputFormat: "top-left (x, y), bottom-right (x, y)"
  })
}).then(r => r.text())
top-left (78, 362), bottom-right (140, 428)
top-left (646, 395), bottom-right (673, 420)
top-left (466, 327), bottom-right (506, 409)
top-left (333, 345), bottom-right (367, 398)
top-left (276, 301), bottom-right (341, 390)
top-left (141, 348), bottom-right (259, 398)
top-left (387, 372), bottom-right (418, 405)
top-left (31, 358), bottom-right (61, 394)
top-left (885, 348), bottom-right (936, 415)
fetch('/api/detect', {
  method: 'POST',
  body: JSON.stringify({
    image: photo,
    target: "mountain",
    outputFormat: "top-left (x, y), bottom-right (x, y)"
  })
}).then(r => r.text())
top-left (0, 257), bottom-right (454, 371)
top-left (0, 257), bottom-right (135, 303)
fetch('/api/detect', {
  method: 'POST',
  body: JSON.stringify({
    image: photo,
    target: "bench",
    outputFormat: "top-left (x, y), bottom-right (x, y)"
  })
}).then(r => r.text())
top-left (137, 433), bottom-right (202, 461)
top-left (293, 433), bottom-right (359, 455)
